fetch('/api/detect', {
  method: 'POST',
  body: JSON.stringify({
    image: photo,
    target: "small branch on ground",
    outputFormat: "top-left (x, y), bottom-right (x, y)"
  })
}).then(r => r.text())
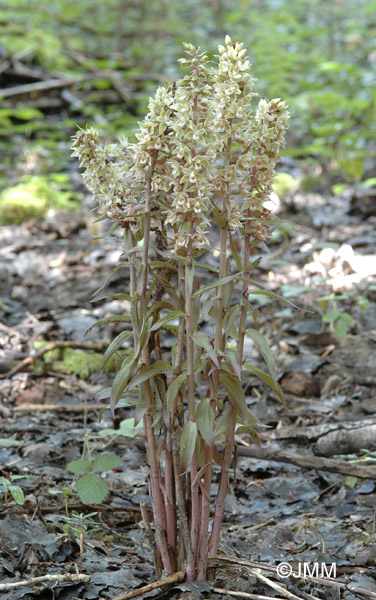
top-left (13, 403), bottom-right (104, 413)
top-left (0, 573), bottom-right (90, 591)
top-left (103, 570), bottom-right (186, 600)
top-left (209, 556), bottom-right (376, 599)
top-left (235, 445), bottom-right (376, 480)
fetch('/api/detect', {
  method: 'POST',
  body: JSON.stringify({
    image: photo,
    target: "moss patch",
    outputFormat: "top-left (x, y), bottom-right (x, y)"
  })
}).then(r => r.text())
top-left (33, 342), bottom-right (129, 380)
top-left (0, 174), bottom-right (81, 225)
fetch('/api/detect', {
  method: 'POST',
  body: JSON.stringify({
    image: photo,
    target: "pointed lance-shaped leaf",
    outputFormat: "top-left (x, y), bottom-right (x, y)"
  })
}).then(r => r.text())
top-left (192, 274), bottom-right (251, 298)
top-left (180, 421), bottom-right (198, 474)
top-left (103, 330), bottom-right (133, 367)
top-left (85, 314), bottom-right (131, 336)
top-left (246, 328), bottom-right (276, 379)
top-left (244, 364), bottom-right (286, 408)
top-left (219, 370), bottom-right (259, 427)
top-left (196, 398), bottom-right (215, 446)
top-left (166, 372), bottom-right (187, 412)
top-left (192, 331), bottom-right (219, 368)
top-left (126, 360), bottom-right (173, 390)
top-left (109, 353), bottom-right (136, 412)
top-left (249, 287), bottom-right (299, 309)
top-left (9, 485), bottom-right (24, 505)
top-left (149, 310), bottom-right (185, 333)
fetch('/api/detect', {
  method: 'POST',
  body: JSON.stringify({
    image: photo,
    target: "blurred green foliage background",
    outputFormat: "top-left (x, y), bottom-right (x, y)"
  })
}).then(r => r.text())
top-left (0, 0), bottom-right (375, 207)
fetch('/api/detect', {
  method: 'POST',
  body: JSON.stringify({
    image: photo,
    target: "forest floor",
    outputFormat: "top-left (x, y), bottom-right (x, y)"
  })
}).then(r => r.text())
top-left (1, 175), bottom-right (376, 600)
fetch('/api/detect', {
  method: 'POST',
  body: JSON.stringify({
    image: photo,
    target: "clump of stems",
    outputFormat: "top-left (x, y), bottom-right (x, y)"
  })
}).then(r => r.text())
top-left (72, 36), bottom-right (289, 581)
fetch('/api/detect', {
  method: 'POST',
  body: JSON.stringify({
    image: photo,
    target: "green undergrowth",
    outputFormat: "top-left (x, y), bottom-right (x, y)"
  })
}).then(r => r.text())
top-left (33, 343), bottom-right (128, 379)
top-left (0, 174), bottom-right (82, 225)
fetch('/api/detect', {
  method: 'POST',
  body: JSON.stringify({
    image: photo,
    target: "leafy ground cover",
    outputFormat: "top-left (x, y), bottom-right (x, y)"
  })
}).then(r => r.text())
top-left (0, 0), bottom-right (375, 194)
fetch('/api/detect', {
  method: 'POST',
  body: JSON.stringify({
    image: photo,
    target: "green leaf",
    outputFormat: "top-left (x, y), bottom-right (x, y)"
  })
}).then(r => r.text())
top-left (340, 312), bottom-right (355, 326)
top-left (219, 370), bottom-right (249, 424)
top-left (131, 293), bottom-right (141, 335)
top-left (166, 373), bottom-right (187, 411)
top-left (135, 317), bottom-right (152, 358)
top-left (103, 330), bottom-right (133, 366)
top-left (96, 387), bottom-right (111, 401)
top-left (246, 328), bottom-right (276, 379)
top-left (92, 263), bottom-right (129, 301)
top-left (0, 438), bottom-right (22, 447)
top-left (151, 270), bottom-right (180, 305)
top-left (118, 418), bottom-right (144, 437)
top-left (9, 485), bottom-right (24, 505)
top-left (126, 360), bottom-right (173, 390)
top-left (229, 232), bottom-right (243, 271)
top-left (345, 476), bottom-right (357, 489)
top-left (322, 310), bottom-right (340, 323)
top-left (48, 488), bottom-right (74, 496)
top-left (224, 304), bottom-right (240, 339)
top-left (85, 315), bottom-right (131, 335)
top-left (0, 477), bottom-right (9, 488)
top-left (212, 208), bottom-right (227, 228)
top-left (9, 107), bottom-right (44, 120)
top-left (66, 459), bottom-right (93, 475)
top-left (236, 425), bottom-right (261, 444)
top-left (249, 288), bottom-right (299, 309)
top-left (149, 310), bottom-right (185, 333)
top-left (338, 157), bottom-right (364, 182)
top-left (334, 319), bottom-right (348, 339)
top-left (246, 257), bottom-right (262, 274)
top-left (192, 331), bottom-right (219, 368)
top-left (195, 262), bottom-right (219, 273)
top-left (110, 353), bottom-right (136, 408)
top-left (76, 474), bottom-right (109, 504)
top-left (192, 274), bottom-right (250, 297)
top-left (92, 453), bottom-right (122, 473)
top-left (147, 301), bottom-right (176, 316)
top-left (214, 409), bottom-right (230, 442)
top-left (355, 296), bottom-right (369, 310)
top-left (244, 364), bottom-right (286, 408)
top-left (160, 323), bottom-right (180, 337)
top-left (196, 398), bottom-right (215, 446)
top-left (223, 278), bottom-right (235, 311)
top-left (180, 421), bottom-right (198, 474)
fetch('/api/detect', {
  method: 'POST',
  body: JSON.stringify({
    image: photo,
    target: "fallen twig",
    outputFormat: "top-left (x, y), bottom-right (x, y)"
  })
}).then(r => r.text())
top-left (0, 77), bottom-right (85, 98)
top-left (250, 570), bottom-right (313, 600)
top-left (14, 403), bottom-right (104, 413)
top-left (1, 339), bottom-right (109, 378)
top-left (0, 573), bottom-right (90, 591)
top-left (103, 570), bottom-right (186, 600)
top-left (209, 556), bottom-right (376, 599)
top-left (236, 445), bottom-right (376, 480)
top-left (0, 321), bottom-right (27, 340)
top-left (213, 591), bottom-right (291, 600)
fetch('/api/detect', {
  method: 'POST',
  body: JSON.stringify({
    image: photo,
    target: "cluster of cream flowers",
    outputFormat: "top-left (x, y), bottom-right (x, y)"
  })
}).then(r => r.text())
top-left (72, 36), bottom-right (289, 253)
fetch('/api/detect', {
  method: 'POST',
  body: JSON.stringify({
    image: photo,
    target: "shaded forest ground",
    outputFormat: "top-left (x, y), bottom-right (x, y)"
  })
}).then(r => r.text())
top-left (1, 169), bottom-right (376, 599)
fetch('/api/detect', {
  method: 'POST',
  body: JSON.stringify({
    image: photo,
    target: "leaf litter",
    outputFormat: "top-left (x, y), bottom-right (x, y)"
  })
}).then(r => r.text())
top-left (0, 183), bottom-right (376, 599)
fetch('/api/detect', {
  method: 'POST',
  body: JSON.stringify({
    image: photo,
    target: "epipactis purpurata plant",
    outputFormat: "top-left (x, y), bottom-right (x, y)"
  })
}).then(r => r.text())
top-left (72, 36), bottom-right (289, 581)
